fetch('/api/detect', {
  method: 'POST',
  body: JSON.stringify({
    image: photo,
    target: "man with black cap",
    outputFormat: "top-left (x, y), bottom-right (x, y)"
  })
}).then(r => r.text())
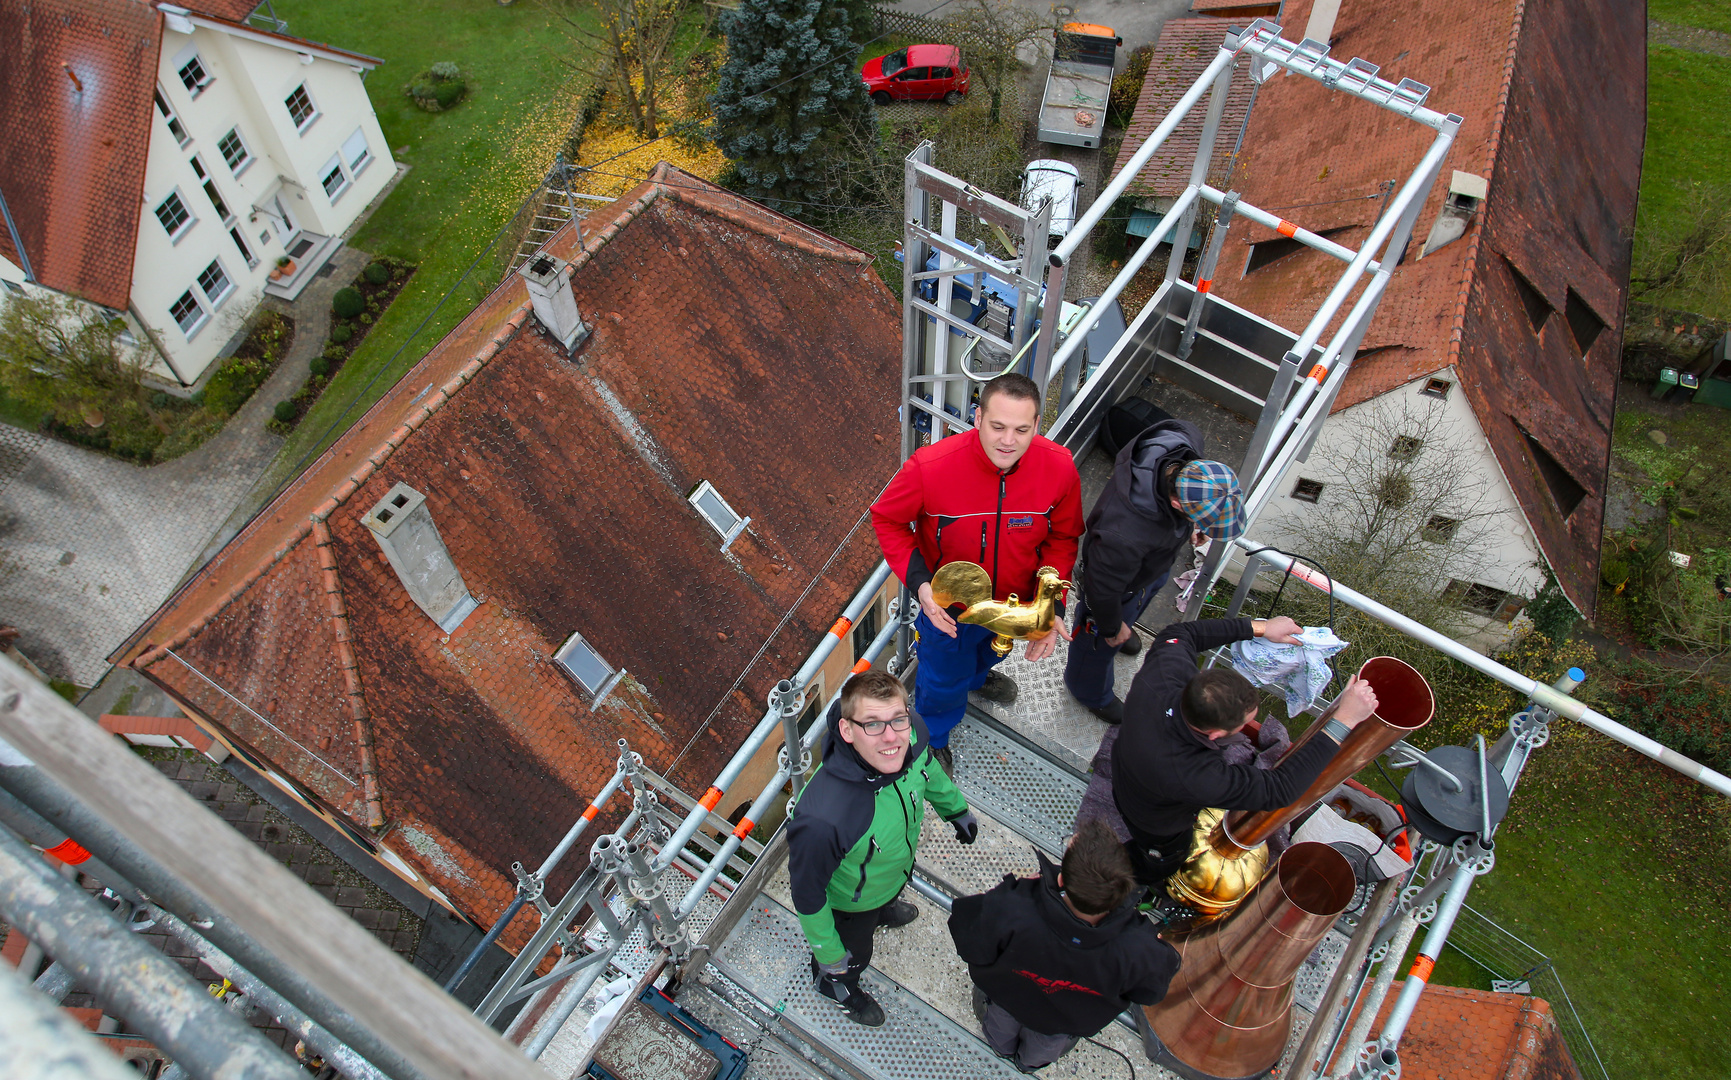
top-left (1063, 420), bottom-right (1246, 724)
top-left (1113, 615), bottom-right (1381, 885)
top-left (789, 671), bottom-right (980, 1027)
top-left (947, 819), bottom-right (1178, 1072)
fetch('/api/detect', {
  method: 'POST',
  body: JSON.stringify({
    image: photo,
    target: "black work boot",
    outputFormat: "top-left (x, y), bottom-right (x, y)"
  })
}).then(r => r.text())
top-left (973, 670), bottom-right (1018, 705)
top-left (812, 959), bottom-right (887, 1027)
top-left (1119, 629), bottom-right (1143, 656)
top-left (1090, 697), bottom-right (1125, 725)
top-left (879, 898), bottom-right (919, 929)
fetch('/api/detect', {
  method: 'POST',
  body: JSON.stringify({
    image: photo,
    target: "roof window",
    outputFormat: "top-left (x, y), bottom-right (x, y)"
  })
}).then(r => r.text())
top-left (1517, 424), bottom-right (1585, 518)
top-left (554, 631), bottom-right (624, 705)
top-left (689, 481), bottom-right (751, 550)
top-left (1563, 288), bottom-right (1606, 355)
top-left (1504, 257), bottom-right (1551, 334)
top-left (1245, 226), bottom-right (1349, 276)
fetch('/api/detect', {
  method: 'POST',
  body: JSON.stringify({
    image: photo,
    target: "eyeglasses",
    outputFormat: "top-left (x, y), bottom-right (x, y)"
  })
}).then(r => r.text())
top-left (845, 713), bottom-right (912, 736)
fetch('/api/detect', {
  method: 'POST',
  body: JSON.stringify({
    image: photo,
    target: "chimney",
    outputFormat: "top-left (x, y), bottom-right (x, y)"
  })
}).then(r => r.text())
top-left (1302, 0), bottom-right (1342, 45)
top-left (518, 254), bottom-right (588, 353)
top-left (360, 483), bottom-right (478, 632)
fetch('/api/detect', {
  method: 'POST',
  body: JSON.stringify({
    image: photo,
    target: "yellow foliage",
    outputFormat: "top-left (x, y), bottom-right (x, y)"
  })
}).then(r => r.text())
top-left (573, 124), bottom-right (726, 198)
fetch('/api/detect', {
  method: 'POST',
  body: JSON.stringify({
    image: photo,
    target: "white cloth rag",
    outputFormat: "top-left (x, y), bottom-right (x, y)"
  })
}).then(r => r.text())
top-left (1229, 626), bottom-right (1348, 713)
top-left (583, 974), bottom-right (636, 1044)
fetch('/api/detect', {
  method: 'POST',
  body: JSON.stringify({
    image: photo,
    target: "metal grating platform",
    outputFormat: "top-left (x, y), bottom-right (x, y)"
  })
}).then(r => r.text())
top-left (946, 713), bottom-right (1086, 857)
top-left (711, 897), bottom-right (1030, 1080)
top-left (677, 977), bottom-right (835, 1080)
top-left (587, 864), bottom-right (727, 981)
top-left (1293, 928), bottom-right (1350, 1013)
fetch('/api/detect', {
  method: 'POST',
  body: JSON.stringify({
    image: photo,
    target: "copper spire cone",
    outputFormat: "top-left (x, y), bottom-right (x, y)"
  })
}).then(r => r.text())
top-left (1145, 842), bottom-right (1358, 1080)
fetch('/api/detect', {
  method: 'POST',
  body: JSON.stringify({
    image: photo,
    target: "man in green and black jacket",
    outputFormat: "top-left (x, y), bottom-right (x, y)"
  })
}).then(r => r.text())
top-left (789, 671), bottom-right (979, 1027)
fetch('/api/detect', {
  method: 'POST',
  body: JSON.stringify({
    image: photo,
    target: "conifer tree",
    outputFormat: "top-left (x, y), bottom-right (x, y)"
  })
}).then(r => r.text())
top-left (709, 0), bottom-right (878, 211)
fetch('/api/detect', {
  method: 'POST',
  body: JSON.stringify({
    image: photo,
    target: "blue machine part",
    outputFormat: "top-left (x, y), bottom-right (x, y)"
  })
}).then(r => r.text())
top-left (585, 986), bottom-right (749, 1080)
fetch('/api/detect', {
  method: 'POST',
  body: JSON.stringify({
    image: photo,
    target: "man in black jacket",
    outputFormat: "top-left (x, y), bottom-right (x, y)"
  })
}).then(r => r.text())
top-left (1113, 615), bottom-right (1380, 884)
top-left (948, 819), bottom-right (1178, 1072)
top-left (1063, 420), bottom-right (1246, 723)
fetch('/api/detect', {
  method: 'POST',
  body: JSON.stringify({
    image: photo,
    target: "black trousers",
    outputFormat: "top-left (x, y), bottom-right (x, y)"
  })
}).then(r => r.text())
top-left (1118, 811), bottom-right (1193, 886)
top-left (816, 898), bottom-right (900, 1001)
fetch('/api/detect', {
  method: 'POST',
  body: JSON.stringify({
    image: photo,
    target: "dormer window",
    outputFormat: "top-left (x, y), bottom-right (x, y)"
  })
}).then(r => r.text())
top-left (554, 631), bottom-right (623, 705)
top-left (689, 481), bottom-right (751, 550)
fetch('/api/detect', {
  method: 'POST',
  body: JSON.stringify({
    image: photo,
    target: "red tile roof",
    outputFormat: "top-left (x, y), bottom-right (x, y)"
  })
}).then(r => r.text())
top-left (0, 0), bottom-right (163, 309)
top-left (116, 166), bottom-right (903, 932)
top-left (1109, 19), bottom-right (1256, 201)
top-left (187, 1), bottom-right (269, 20)
top-left (1207, 0), bottom-right (1641, 613)
top-left (1327, 982), bottom-right (1582, 1079)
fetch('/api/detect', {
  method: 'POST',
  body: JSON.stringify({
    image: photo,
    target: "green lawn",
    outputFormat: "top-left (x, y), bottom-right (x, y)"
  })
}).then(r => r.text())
top-left (1637, 45), bottom-right (1731, 316)
top-left (260, 0), bottom-right (592, 484)
top-left (1652, 0), bottom-right (1731, 37)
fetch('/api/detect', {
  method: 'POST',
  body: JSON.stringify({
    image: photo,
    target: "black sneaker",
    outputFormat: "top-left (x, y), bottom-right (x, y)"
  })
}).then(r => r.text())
top-left (879, 898), bottom-right (919, 929)
top-left (973, 671), bottom-right (1018, 705)
top-left (839, 988), bottom-right (886, 1027)
top-left (1090, 697), bottom-right (1124, 725)
top-left (931, 744), bottom-right (954, 774)
top-left (1119, 630), bottom-right (1143, 656)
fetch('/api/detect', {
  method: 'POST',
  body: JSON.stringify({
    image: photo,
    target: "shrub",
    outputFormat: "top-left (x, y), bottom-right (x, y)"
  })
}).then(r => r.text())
top-left (332, 287), bottom-right (365, 319)
top-left (359, 313), bottom-right (373, 325)
top-left (364, 262), bottom-right (389, 286)
top-left (430, 61), bottom-right (461, 81)
top-left (204, 356), bottom-right (269, 417)
top-left (273, 400), bottom-right (298, 423)
top-left (411, 82), bottom-right (436, 101)
top-left (322, 344), bottom-right (347, 364)
top-left (329, 323), bottom-right (353, 344)
top-left (150, 391), bottom-right (171, 410)
top-left (1109, 45), bottom-right (1153, 126)
top-left (433, 80), bottom-right (466, 109)
top-left (309, 355), bottom-right (331, 378)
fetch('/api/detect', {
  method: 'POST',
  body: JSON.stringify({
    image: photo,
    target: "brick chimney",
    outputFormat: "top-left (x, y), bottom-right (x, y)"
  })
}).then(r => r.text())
top-left (360, 483), bottom-right (477, 632)
top-left (518, 254), bottom-right (589, 353)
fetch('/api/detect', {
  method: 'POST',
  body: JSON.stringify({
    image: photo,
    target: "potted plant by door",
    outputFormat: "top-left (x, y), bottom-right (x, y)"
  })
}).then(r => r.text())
top-left (271, 255), bottom-right (296, 281)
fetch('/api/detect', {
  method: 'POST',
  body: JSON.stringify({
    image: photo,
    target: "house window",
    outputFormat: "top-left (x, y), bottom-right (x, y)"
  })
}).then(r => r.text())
top-left (553, 630), bottom-right (622, 704)
top-left (1389, 435), bottom-right (1423, 462)
top-left (1563, 288), bottom-right (1606, 355)
top-left (1443, 580), bottom-right (1526, 623)
top-left (170, 290), bottom-right (207, 337)
top-left (154, 89), bottom-right (191, 147)
top-left (796, 693), bottom-right (823, 738)
top-left (1421, 515), bottom-right (1460, 543)
top-left (178, 55), bottom-right (213, 96)
top-left (689, 481), bottom-right (750, 548)
top-left (191, 156), bottom-right (233, 222)
top-left (3, 280), bottom-right (24, 295)
top-left (218, 128), bottom-right (252, 175)
top-left (197, 260), bottom-right (234, 307)
top-left (1246, 226), bottom-right (1350, 275)
top-left (852, 602), bottom-right (881, 661)
top-left (285, 84), bottom-right (318, 132)
top-left (320, 155), bottom-right (350, 201)
top-left (1420, 378), bottom-right (1452, 399)
top-left (154, 191), bottom-right (194, 241)
top-left (229, 227), bottom-right (257, 268)
top-left (342, 127), bottom-right (372, 175)
top-left (1291, 478), bottom-right (1325, 503)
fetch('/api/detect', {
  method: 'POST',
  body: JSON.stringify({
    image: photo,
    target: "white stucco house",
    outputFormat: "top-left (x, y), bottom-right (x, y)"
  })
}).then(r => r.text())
top-left (0, 0), bottom-right (396, 387)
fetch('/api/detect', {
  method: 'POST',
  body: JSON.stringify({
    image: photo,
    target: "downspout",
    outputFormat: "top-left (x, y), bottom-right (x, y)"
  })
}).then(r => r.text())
top-left (126, 301), bottom-right (190, 387)
top-left (0, 184), bottom-right (34, 282)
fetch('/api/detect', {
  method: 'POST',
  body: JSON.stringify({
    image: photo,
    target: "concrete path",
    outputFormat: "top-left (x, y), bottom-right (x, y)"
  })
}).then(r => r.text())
top-left (0, 248), bottom-right (367, 687)
top-left (1650, 19), bottom-right (1731, 58)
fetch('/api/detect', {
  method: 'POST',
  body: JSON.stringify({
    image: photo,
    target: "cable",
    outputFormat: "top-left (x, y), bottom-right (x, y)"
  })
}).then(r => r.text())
top-left (1082, 1034), bottom-right (1137, 1080)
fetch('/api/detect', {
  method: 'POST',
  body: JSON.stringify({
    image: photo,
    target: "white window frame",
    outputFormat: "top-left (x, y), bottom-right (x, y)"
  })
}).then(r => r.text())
top-left (169, 289), bottom-right (209, 339)
top-left (285, 83), bottom-right (319, 134)
top-left (177, 52), bottom-right (214, 97)
top-left (1419, 377), bottom-right (1453, 399)
top-left (319, 154), bottom-right (351, 202)
top-left (154, 189), bottom-right (196, 243)
top-left (218, 127), bottom-right (253, 178)
top-left (688, 480), bottom-right (751, 550)
top-left (197, 258), bottom-right (235, 309)
top-left (154, 88), bottom-right (192, 148)
top-left (552, 630), bottom-right (624, 705)
top-left (341, 127), bottom-right (373, 177)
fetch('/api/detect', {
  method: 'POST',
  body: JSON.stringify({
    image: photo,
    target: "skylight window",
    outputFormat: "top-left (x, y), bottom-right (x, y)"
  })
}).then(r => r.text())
top-left (689, 481), bottom-right (751, 549)
top-left (553, 630), bottom-right (623, 705)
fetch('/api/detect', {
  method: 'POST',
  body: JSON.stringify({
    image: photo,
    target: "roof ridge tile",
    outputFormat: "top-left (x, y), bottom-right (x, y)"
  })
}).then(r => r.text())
top-left (312, 519), bottom-right (384, 828)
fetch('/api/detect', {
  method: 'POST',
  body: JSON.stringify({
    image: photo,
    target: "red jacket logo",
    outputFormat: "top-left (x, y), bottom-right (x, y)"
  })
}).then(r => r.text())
top-left (1013, 969), bottom-right (1103, 996)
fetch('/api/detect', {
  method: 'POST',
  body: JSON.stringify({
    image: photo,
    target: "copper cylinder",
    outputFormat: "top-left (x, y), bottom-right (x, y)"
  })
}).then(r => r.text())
top-left (1219, 656), bottom-right (1434, 853)
top-left (1145, 842), bottom-right (1357, 1080)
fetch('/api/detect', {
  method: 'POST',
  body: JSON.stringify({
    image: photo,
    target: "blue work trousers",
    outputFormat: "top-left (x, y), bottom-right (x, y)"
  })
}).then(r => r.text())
top-left (1061, 578), bottom-right (1164, 709)
top-left (913, 609), bottom-right (1007, 748)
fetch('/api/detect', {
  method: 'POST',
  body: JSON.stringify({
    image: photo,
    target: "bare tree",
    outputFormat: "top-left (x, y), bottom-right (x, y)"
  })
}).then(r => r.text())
top-left (0, 292), bottom-right (163, 433)
top-left (1262, 396), bottom-right (1515, 646)
top-left (945, 0), bottom-right (1050, 127)
top-left (546, 0), bottom-right (708, 138)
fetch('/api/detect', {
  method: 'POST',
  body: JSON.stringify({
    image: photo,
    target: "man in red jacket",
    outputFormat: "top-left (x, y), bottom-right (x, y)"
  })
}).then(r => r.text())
top-left (871, 373), bottom-right (1085, 769)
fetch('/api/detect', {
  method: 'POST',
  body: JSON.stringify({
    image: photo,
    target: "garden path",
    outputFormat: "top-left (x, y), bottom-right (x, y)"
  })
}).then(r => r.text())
top-left (0, 248), bottom-right (366, 687)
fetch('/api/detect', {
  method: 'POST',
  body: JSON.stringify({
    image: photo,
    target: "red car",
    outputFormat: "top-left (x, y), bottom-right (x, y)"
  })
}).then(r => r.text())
top-left (861, 44), bottom-right (971, 106)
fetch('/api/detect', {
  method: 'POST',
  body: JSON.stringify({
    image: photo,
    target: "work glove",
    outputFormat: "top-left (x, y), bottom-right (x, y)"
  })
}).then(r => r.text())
top-left (948, 809), bottom-right (980, 845)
